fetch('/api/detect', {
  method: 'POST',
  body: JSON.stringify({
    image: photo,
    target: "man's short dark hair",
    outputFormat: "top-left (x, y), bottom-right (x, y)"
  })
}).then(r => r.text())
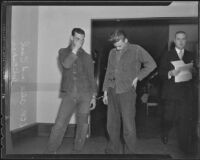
top-left (72, 28), bottom-right (85, 36)
top-left (109, 29), bottom-right (127, 43)
top-left (175, 31), bottom-right (186, 37)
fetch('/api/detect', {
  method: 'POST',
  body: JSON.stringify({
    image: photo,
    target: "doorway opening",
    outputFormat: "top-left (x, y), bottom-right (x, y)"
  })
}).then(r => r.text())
top-left (90, 17), bottom-right (198, 153)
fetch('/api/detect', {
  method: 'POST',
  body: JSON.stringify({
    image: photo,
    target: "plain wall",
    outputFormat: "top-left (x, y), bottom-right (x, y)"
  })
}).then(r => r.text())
top-left (36, 2), bottom-right (198, 123)
top-left (169, 24), bottom-right (198, 42)
top-left (10, 6), bottom-right (38, 130)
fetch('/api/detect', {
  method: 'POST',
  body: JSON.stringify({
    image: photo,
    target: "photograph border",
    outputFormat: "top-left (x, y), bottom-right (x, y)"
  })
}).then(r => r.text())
top-left (1, 1), bottom-right (199, 159)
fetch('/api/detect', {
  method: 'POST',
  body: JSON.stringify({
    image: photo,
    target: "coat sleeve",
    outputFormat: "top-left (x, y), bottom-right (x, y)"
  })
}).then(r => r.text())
top-left (137, 46), bottom-right (157, 81)
top-left (86, 54), bottom-right (97, 96)
top-left (102, 50), bottom-right (114, 92)
top-left (188, 51), bottom-right (198, 78)
top-left (58, 48), bottom-right (77, 69)
top-left (158, 51), bottom-right (174, 81)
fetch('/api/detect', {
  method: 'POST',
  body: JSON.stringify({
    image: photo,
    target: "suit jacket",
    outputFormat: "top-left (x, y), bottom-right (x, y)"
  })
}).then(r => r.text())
top-left (158, 48), bottom-right (195, 100)
top-left (103, 43), bottom-right (157, 94)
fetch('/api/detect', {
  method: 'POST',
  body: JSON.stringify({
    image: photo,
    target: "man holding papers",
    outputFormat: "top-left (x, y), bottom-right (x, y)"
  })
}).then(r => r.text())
top-left (158, 31), bottom-right (197, 153)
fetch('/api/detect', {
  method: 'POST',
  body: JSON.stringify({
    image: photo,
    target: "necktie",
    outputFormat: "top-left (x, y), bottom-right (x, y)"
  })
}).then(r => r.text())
top-left (179, 50), bottom-right (184, 60)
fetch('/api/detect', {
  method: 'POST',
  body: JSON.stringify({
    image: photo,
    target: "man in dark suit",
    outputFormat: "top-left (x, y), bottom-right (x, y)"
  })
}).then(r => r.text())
top-left (158, 31), bottom-right (197, 153)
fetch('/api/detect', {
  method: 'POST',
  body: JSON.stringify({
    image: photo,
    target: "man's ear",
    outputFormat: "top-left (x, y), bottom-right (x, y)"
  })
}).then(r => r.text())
top-left (125, 38), bottom-right (128, 43)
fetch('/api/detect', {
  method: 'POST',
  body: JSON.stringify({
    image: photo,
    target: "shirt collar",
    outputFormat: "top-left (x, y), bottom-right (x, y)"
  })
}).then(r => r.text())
top-left (115, 42), bottom-right (129, 54)
top-left (175, 47), bottom-right (184, 54)
top-left (123, 42), bottom-right (129, 52)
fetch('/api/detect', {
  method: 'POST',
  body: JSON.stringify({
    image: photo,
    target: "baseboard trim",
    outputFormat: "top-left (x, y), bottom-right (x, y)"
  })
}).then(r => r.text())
top-left (11, 123), bottom-right (76, 144)
top-left (11, 123), bottom-right (38, 134)
top-left (11, 123), bottom-right (38, 144)
top-left (37, 123), bottom-right (76, 138)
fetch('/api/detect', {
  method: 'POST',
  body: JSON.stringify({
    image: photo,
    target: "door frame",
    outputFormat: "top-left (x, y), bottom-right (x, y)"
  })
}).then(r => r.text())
top-left (91, 16), bottom-right (199, 150)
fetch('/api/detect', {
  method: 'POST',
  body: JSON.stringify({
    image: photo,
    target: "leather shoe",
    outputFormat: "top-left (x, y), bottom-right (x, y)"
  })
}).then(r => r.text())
top-left (161, 136), bottom-right (168, 144)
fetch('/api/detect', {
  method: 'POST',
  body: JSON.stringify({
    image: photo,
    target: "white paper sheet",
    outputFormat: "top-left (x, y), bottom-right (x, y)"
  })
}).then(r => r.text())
top-left (171, 60), bottom-right (193, 83)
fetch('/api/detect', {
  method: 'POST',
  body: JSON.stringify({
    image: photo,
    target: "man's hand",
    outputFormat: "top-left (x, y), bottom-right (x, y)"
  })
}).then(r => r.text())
top-left (141, 93), bottom-right (149, 103)
top-left (103, 91), bottom-right (108, 105)
top-left (132, 77), bottom-right (138, 89)
top-left (169, 69), bottom-right (180, 77)
top-left (72, 41), bottom-right (82, 54)
top-left (90, 97), bottom-right (96, 110)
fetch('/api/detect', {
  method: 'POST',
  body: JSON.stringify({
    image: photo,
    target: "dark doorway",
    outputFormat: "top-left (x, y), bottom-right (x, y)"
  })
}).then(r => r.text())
top-left (90, 19), bottom-right (169, 138)
top-left (90, 17), bottom-right (198, 154)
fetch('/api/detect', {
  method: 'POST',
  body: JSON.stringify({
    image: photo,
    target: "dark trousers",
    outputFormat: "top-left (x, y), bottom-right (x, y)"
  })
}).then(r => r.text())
top-left (161, 86), bottom-right (195, 153)
top-left (46, 87), bottom-right (91, 153)
top-left (106, 87), bottom-right (137, 154)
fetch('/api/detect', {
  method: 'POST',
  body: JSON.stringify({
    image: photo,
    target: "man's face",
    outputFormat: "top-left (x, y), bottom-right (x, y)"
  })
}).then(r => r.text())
top-left (72, 32), bottom-right (85, 47)
top-left (174, 33), bottom-right (186, 50)
top-left (113, 39), bottom-right (127, 51)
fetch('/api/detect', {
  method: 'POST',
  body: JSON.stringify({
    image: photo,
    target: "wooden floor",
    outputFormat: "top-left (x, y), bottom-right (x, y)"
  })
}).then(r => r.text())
top-left (5, 135), bottom-right (199, 159)
top-left (5, 105), bottom-right (199, 159)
